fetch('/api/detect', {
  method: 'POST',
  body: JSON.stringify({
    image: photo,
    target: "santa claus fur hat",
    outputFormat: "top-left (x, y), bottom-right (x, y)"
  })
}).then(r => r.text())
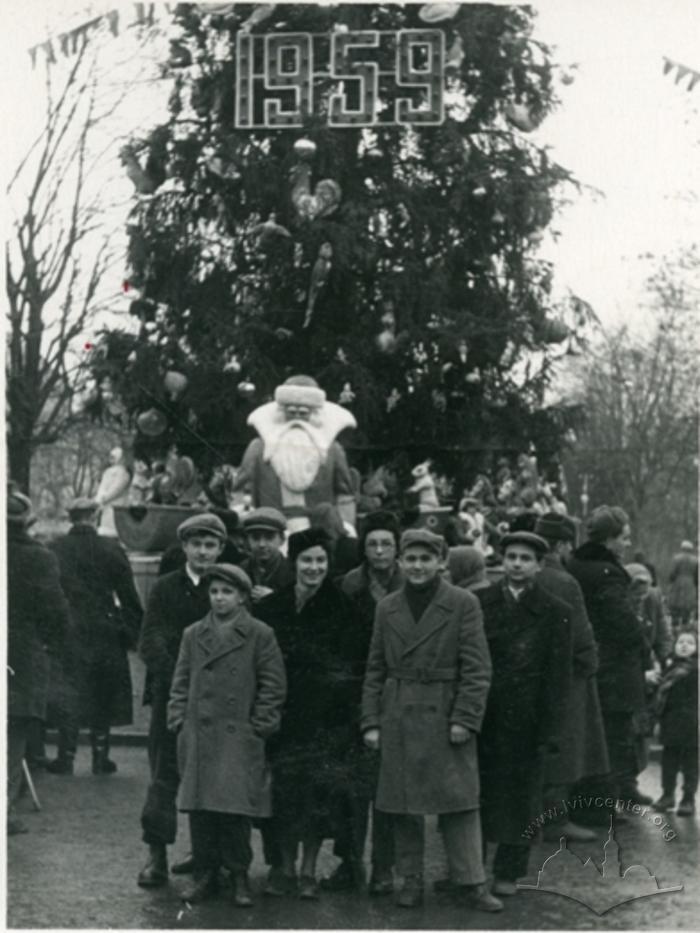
top-left (275, 375), bottom-right (326, 409)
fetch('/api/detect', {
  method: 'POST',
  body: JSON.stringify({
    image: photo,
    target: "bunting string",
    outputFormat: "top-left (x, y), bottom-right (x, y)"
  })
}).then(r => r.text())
top-left (662, 56), bottom-right (700, 92)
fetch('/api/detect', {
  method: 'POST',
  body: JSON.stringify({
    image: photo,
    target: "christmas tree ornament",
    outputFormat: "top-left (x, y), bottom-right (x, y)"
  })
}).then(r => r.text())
top-left (376, 308), bottom-right (398, 353)
top-left (293, 137), bottom-right (317, 160)
top-left (239, 4), bottom-right (276, 34)
top-left (137, 408), bottom-right (168, 436)
top-left (290, 163), bottom-right (342, 221)
top-left (493, 210), bottom-right (506, 224)
top-left (224, 354), bottom-right (241, 373)
top-left (274, 327), bottom-right (293, 340)
top-left (119, 145), bottom-right (157, 194)
top-left (472, 186), bottom-right (487, 198)
top-left (365, 147), bottom-right (384, 161)
top-left (303, 241), bottom-right (333, 329)
top-left (561, 71), bottom-right (575, 86)
top-left (164, 370), bottom-right (188, 399)
top-left (206, 155), bottom-right (241, 181)
top-left (505, 101), bottom-right (538, 132)
top-left (542, 319), bottom-right (569, 344)
top-left (237, 380), bottom-right (256, 398)
top-left (251, 212), bottom-right (292, 248)
top-left (127, 351), bottom-right (137, 364)
top-left (339, 382), bottom-right (355, 405)
top-left (168, 39), bottom-right (192, 68)
top-left (445, 35), bottom-right (464, 72)
top-left (418, 4), bottom-right (460, 23)
top-left (386, 388), bottom-right (401, 412)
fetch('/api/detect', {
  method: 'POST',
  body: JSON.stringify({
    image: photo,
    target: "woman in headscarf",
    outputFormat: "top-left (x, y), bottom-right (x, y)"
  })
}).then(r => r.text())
top-left (308, 503), bottom-right (359, 578)
top-left (447, 546), bottom-right (489, 592)
top-left (257, 528), bottom-right (366, 899)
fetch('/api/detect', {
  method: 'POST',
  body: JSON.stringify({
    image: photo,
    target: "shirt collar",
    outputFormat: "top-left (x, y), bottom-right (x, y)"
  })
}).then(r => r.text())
top-left (185, 564), bottom-right (201, 587)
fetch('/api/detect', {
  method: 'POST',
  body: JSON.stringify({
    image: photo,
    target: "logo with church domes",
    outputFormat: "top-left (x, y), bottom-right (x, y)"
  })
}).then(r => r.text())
top-left (518, 816), bottom-right (683, 915)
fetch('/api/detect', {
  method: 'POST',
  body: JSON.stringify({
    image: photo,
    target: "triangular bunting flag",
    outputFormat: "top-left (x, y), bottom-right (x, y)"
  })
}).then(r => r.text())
top-left (662, 57), bottom-right (674, 75)
top-left (674, 64), bottom-right (691, 84)
top-left (689, 71), bottom-right (700, 92)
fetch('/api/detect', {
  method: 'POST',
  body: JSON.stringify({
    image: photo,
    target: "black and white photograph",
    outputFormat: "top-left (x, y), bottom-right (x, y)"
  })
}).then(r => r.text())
top-left (3, 0), bottom-right (699, 928)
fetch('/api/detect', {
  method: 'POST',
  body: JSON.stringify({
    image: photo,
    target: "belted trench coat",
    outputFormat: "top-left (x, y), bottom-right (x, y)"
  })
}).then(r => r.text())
top-left (361, 578), bottom-right (492, 815)
top-left (168, 610), bottom-right (286, 816)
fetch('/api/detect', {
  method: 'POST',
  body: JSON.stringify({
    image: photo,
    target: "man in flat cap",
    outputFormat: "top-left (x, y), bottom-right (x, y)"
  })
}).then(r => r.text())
top-left (240, 508), bottom-right (294, 603)
top-left (534, 513), bottom-right (607, 842)
top-left (48, 498), bottom-right (143, 775)
top-left (362, 528), bottom-right (502, 912)
top-left (137, 512), bottom-right (227, 887)
top-left (475, 531), bottom-right (572, 896)
top-left (7, 487), bottom-right (71, 834)
top-left (232, 375), bottom-right (356, 533)
top-left (567, 506), bottom-right (649, 815)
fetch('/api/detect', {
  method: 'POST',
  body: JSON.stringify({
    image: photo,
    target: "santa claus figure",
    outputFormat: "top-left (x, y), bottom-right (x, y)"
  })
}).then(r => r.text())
top-left (233, 375), bottom-right (356, 533)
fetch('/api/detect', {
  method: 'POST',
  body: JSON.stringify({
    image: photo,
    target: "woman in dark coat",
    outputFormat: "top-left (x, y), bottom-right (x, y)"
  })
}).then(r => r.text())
top-left (257, 528), bottom-right (367, 899)
top-left (567, 505), bottom-right (648, 808)
top-left (48, 498), bottom-right (143, 774)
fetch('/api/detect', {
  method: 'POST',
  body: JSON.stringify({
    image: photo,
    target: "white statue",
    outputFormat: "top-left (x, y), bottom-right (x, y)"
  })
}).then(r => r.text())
top-left (96, 446), bottom-right (131, 537)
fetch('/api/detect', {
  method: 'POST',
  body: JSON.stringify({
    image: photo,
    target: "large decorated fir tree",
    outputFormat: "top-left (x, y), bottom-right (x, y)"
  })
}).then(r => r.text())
top-left (94, 2), bottom-right (585, 491)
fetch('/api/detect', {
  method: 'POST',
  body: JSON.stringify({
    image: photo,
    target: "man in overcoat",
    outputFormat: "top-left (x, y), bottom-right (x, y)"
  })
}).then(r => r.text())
top-left (362, 528), bottom-right (501, 912)
top-left (48, 498), bottom-right (143, 775)
top-left (7, 489), bottom-right (71, 834)
top-left (534, 513), bottom-right (608, 841)
top-left (476, 531), bottom-right (572, 896)
top-left (137, 512), bottom-right (226, 887)
top-left (567, 506), bottom-right (648, 814)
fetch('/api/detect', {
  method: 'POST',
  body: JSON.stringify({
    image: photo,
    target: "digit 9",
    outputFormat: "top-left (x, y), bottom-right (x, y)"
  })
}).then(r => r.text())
top-left (396, 29), bottom-right (445, 125)
top-left (264, 33), bottom-right (313, 127)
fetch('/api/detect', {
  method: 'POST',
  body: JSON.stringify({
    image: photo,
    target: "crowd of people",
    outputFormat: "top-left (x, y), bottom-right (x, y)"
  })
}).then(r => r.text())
top-left (6, 483), bottom-right (698, 915)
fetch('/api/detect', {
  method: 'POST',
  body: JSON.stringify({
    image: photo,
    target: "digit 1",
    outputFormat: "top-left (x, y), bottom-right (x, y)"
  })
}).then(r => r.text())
top-left (264, 33), bottom-right (313, 128)
top-left (396, 29), bottom-right (445, 126)
top-left (329, 30), bottom-right (379, 127)
top-left (235, 31), bottom-right (254, 128)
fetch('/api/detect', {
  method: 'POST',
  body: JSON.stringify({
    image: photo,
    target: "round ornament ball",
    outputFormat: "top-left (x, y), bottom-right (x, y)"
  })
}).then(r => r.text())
top-left (237, 380), bottom-right (256, 399)
top-left (164, 370), bottom-right (188, 399)
top-left (505, 102), bottom-right (538, 133)
top-left (137, 408), bottom-right (168, 436)
top-left (293, 138), bottom-right (317, 160)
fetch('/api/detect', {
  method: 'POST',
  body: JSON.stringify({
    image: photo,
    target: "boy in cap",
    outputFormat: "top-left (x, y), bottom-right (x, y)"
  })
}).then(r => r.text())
top-left (168, 564), bottom-right (286, 906)
top-left (475, 531), bottom-right (572, 895)
top-left (362, 528), bottom-right (501, 911)
top-left (137, 513), bottom-right (226, 887)
top-left (241, 508), bottom-right (294, 603)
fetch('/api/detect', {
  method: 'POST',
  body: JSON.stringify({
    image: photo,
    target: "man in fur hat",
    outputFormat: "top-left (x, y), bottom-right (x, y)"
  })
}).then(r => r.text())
top-left (233, 376), bottom-right (356, 533)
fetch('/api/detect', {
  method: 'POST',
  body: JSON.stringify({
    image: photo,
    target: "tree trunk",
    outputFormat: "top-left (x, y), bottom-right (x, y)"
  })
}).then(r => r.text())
top-left (8, 434), bottom-right (33, 493)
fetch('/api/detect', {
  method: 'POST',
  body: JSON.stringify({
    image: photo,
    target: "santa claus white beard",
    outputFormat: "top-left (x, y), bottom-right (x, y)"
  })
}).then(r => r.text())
top-left (268, 423), bottom-right (326, 493)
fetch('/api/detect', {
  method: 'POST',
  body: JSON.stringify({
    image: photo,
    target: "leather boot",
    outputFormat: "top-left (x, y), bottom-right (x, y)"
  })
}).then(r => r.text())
top-left (137, 844), bottom-right (168, 887)
top-left (231, 872), bottom-right (253, 907)
top-left (46, 754), bottom-right (75, 775)
top-left (91, 730), bottom-right (117, 775)
top-left (171, 853), bottom-right (196, 875)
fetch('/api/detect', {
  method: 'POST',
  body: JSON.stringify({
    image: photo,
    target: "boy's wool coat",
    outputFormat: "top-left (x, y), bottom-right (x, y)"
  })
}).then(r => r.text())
top-left (168, 609), bottom-right (286, 816)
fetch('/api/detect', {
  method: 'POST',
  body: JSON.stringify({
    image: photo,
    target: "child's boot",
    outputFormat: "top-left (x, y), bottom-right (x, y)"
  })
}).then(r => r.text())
top-left (231, 872), bottom-right (253, 907)
top-left (653, 793), bottom-right (675, 812)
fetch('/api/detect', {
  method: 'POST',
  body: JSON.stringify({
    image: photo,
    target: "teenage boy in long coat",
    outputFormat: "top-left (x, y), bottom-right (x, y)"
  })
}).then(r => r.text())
top-left (48, 498), bottom-right (143, 775)
top-left (137, 512), bottom-right (226, 888)
top-left (362, 528), bottom-right (501, 912)
top-left (476, 531), bottom-right (572, 897)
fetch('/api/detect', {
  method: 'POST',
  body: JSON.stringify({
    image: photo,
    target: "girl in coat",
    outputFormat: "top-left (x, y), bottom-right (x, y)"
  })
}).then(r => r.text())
top-left (652, 629), bottom-right (698, 816)
top-left (168, 563), bottom-right (286, 906)
top-left (257, 528), bottom-right (367, 899)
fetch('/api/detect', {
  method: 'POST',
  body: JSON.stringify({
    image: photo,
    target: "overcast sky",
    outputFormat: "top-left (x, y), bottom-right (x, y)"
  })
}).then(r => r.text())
top-left (4, 0), bottom-right (699, 335)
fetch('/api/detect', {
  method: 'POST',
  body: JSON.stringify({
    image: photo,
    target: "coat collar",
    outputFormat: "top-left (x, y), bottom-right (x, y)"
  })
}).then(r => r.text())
top-left (69, 523), bottom-right (98, 537)
top-left (542, 552), bottom-right (563, 572)
top-left (195, 609), bottom-right (252, 664)
top-left (386, 577), bottom-right (454, 656)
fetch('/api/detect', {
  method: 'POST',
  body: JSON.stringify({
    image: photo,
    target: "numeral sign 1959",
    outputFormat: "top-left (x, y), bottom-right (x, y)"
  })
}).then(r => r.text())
top-left (235, 29), bottom-right (445, 128)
